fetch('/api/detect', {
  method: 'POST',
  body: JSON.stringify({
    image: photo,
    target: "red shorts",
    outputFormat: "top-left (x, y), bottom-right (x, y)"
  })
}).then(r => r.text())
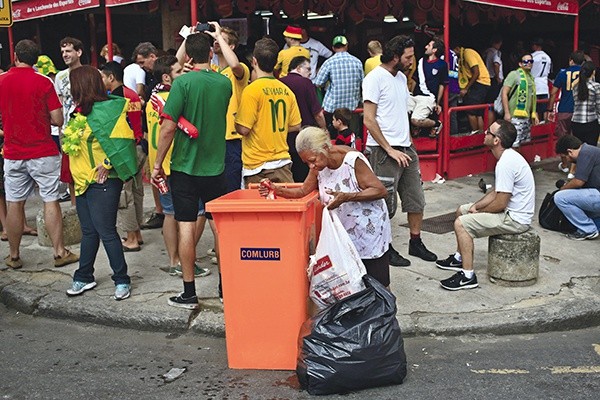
top-left (60, 153), bottom-right (73, 184)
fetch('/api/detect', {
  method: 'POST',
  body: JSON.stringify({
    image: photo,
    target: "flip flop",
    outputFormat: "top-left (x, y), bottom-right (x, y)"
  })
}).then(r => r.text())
top-left (23, 229), bottom-right (38, 236)
top-left (5, 255), bottom-right (23, 269)
top-left (122, 245), bottom-right (141, 252)
top-left (54, 250), bottom-right (79, 268)
top-left (121, 237), bottom-right (144, 245)
top-left (0, 233), bottom-right (7, 242)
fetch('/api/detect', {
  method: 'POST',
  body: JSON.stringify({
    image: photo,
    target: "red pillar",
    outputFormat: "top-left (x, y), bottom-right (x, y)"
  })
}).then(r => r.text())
top-left (442, 0), bottom-right (450, 177)
top-left (191, 0), bottom-right (198, 25)
top-left (105, 6), bottom-right (113, 61)
top-left (8, 26), bottom-right (14, 65)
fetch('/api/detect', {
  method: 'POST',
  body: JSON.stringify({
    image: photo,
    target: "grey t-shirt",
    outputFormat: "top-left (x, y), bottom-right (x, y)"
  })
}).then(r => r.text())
top-left (575, 143), bottom-right (600, 190)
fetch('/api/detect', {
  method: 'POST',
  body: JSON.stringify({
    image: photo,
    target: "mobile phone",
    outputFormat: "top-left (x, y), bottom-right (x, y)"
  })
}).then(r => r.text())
top-left (196, 22), bottom-right (215, 32)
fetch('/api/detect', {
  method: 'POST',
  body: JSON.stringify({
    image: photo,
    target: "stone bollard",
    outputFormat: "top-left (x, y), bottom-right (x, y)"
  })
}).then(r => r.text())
top-left (37, 207), bottom-right (82, 247)
top-left (487, 228), bottom-right (540, 287)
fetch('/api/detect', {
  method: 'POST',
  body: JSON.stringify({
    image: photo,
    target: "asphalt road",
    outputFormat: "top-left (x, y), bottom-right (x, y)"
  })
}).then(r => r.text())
top-left (1, 305), bottom-right (599, 400)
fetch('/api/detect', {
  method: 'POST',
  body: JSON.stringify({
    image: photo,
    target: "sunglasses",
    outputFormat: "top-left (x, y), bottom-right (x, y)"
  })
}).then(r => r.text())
top-left (485, 128), bottom-right (498, 138)
top-left (521, 59), bottom-right (534, 64)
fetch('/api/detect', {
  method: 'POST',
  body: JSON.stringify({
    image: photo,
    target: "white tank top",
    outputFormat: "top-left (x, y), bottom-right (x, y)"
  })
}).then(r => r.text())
top-left (318, 151), bottom-right (391, 259)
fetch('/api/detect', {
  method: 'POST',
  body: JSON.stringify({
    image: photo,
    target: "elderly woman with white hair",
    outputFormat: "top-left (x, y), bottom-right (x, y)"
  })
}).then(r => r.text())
top-left (260, 126), bottom-right (392, 288)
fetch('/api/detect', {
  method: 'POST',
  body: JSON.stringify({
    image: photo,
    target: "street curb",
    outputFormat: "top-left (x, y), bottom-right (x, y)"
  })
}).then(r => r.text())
top-left (2, 274), bottom-right (599, 338)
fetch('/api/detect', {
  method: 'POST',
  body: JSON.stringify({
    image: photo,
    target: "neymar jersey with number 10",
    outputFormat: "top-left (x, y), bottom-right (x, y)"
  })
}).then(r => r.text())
top-left (235, 76), bottom-right (301, 170)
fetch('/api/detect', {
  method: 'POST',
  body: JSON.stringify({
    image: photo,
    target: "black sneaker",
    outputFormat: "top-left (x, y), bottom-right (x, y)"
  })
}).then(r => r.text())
top-left (141, 213), bottom-right (165, 230)
top-left (436, 254), bottom-right (463, 271)
top-left (440, 271), bottom-right (478, 291)
top-left (565, 231), bottom-right (599, 241)
top-left (389, 245), bottom-right (411, 267)
top-left (168, 293), bottom-right (199, 309)
top-left (408, 239), bottom-right (437, 262)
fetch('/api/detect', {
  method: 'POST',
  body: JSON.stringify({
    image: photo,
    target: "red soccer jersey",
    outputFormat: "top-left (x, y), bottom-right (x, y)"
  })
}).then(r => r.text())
top-left (122, 86), bottom-right (143, 142)
top-left (0, 67), bottom-right (62, 160)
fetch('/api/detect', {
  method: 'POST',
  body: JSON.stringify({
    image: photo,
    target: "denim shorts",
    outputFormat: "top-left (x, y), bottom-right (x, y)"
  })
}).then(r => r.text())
top-left (159, 176), bottom-right (205, 216)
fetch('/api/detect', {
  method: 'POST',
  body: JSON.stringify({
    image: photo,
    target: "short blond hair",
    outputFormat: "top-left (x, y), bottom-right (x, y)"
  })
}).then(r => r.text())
top-left (295, 126), bottom-right (332, 154)
top-left (367, 40), bottom-right (382, 55)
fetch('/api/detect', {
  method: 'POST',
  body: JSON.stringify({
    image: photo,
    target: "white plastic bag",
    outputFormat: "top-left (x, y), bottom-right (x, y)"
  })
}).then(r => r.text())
top-left (308, 209), bottom-right (367, 310)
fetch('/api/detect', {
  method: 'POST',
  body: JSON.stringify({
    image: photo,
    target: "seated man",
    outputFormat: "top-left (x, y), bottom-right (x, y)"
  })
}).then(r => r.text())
top-left (436, 120), bottom-right (535, 290)
top-left (554, 135), bottom-right (600, 241)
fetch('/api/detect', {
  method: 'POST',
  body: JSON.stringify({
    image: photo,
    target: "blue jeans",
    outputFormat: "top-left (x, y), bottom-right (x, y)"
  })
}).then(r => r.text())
top-left (225, 139), bottom-right (242, 193)
top-left (554, 188), bottom-right (600, 234)
top-left (74, 179), bottom-right (130, 285)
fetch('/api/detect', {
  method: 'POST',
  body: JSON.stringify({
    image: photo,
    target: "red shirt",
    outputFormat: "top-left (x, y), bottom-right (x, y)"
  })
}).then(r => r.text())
top-left (0, 67), bottom-right (62, 160)
top-left (112, 85), bottom-right (143, 142)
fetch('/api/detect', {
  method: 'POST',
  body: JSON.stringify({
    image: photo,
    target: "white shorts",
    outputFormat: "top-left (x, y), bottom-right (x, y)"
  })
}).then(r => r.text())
top-left (408, 95), bottom-right (436, 121)
top-left (4, 155), bottom-right (61, 202)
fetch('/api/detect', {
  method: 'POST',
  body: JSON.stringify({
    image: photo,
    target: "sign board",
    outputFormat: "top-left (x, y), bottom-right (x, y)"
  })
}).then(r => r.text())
top-left (0, 0), bottom-right (13, 27)
top-left (105, 0), bottom-right (150, 7)
top-left (11, 0), bottom-right (100, 23)
top-left (464, 0), bottom-right (579, 15)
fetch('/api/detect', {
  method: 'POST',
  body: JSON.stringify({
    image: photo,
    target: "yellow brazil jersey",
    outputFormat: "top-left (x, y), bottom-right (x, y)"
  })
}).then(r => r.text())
top-left (216, 63), bottom-right (250, 141)
top-left (235, 77), bottom-right (302, 170)
top-left (276, 46), bottom-right (311, 78)
top-left (69, 124), bottom-right (118, 196)
top-left (459, 47), bottom-right (491, 88)
top-left (364, 55), bottom-right (381, 76)
top-left (146, 91), bottom-right (174, 175)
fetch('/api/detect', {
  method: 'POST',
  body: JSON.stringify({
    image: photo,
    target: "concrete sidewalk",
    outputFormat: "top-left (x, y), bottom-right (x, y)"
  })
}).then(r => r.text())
top-left (1, 157), bottom-right (599, 337)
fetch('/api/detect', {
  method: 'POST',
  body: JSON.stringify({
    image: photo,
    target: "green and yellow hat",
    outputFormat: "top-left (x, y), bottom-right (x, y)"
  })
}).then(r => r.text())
top-left (35, 55), bottom-right (57, 76)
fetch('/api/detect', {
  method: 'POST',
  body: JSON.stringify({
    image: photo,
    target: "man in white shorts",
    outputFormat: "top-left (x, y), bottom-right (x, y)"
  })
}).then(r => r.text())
top-left (436, 120), bottom-right (535, 290)
top-left (0, 39), bottom-right (79, 269)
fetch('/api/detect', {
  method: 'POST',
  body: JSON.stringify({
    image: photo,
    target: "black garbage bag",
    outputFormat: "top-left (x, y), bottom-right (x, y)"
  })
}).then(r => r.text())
top-left (296, 275), bottom-right (407, 395)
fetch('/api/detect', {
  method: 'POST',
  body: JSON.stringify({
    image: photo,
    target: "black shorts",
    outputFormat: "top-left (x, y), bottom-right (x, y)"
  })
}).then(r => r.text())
top-left (170, 170), bottom-right (227, 222)
top-left (362, 248), bottom-right (391, 287)
top-left (463, 82), bottom-right (490, 116)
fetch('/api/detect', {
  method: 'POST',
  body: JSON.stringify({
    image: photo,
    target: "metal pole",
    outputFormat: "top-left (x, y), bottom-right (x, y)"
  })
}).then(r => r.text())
top-left (105, 6), bottom-right (113, 61)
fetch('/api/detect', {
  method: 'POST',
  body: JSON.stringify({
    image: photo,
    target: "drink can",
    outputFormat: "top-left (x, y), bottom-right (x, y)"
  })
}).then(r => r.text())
top-left (154, 177), bottom-right (168, 194)
top-left (259, 178), bottom-right (277, 200)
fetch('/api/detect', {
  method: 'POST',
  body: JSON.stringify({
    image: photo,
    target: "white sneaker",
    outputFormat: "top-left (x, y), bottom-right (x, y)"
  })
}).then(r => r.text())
top-left (66, 281), bottom-right (97, 296)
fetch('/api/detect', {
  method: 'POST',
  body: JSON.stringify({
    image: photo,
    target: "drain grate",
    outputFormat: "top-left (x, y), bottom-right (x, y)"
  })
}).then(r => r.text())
top-left (401, 211), bottom-right (456, 234)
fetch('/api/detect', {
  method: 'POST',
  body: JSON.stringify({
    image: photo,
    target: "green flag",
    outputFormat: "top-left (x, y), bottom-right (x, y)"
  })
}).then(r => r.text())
top-left (86, 95), bottom-right (138, 181)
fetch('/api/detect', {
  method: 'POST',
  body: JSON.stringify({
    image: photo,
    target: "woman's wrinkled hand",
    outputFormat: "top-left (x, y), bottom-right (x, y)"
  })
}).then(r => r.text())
top-left (258, 178), bottom-right (273, 198)
top-left (325, 190), bottom-right (349, 210)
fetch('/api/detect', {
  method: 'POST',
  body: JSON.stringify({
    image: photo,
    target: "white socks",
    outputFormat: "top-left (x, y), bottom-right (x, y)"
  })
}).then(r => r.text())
top-left (462, 269), bottom-right (474, 278)
top-left (454, 252), bottom-right (462, 262)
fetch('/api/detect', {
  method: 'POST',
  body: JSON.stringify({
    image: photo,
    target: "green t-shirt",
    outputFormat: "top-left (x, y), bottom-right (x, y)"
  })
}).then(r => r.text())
top-left (503, 69), bottom-right (537, 117)
top-left (163, 69), bottom-right (232, 176)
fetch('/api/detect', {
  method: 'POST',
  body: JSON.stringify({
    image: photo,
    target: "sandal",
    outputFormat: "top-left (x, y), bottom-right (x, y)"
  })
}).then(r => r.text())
top-left (4, 255), bottom-right (23, 269)
top-left (54, 250), bottom-right (79, 268)
top-left (23, 229), bottom-right (38, 236)
top-left (0, 233), bottom-right (7, 242)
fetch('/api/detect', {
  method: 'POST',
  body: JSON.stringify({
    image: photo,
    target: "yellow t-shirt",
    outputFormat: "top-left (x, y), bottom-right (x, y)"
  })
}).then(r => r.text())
top-left (364, 55), bottom-right (381, 76)
top-left (217, 63), bottom-right (250, 141)
top-left (146, 91), bottom-right (174, 175)
top-left (459, 47), bottom-right (491, 88)
top-left (276, 46), bottom-right (311, 78)
top-left (235, 77), bottom-right (302, 170)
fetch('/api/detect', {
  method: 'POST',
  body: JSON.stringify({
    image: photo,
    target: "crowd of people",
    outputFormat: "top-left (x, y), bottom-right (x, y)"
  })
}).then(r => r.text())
top-left (0, 22), bottom-right (598, 310)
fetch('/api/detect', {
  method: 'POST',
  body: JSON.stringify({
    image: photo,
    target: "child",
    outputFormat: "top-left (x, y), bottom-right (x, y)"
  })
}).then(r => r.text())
top-left (332, 108), bottom-right (364, 151)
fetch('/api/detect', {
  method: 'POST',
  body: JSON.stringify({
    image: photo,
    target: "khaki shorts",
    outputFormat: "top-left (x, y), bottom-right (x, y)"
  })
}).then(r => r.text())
top-left (244, 164), bottom-right (293, 188)
top-left (408, 95), bottom-right (436, 121)
top-left (458, 203), bottom-right (530, 238)
top-left (4, 155), bottom-right (61, 202)
top-left (366, 145), bottom-right (425, 218)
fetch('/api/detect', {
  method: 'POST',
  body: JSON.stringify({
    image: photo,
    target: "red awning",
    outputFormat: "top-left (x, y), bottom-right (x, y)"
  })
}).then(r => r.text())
top-left (11, 0), bottom-right (100, 22)
top-left (105, 0), bottom-right (151, 7)
top-left (463, 0), bottom-right (579, 16)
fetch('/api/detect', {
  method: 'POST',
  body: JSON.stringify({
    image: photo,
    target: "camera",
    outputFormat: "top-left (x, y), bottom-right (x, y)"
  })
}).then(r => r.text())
top-left (196, 22), bottom-right (215, 32)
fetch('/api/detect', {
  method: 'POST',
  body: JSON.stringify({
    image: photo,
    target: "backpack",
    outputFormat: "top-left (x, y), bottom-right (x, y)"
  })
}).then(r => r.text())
top-left (493, 83), bottom-right (518, 116)
top-left (538, 191), bottom-right (576, 233)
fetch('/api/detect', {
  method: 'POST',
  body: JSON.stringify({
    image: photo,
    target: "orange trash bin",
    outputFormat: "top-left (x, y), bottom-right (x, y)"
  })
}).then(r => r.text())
top-left (206, 188), bottom-right (321, 370)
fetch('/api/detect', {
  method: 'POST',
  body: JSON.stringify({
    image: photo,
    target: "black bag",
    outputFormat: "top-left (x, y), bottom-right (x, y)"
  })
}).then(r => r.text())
top-left (539, 191), bottom-right (576, 233)
top-left (296, 275), bottom-right (407, 395)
